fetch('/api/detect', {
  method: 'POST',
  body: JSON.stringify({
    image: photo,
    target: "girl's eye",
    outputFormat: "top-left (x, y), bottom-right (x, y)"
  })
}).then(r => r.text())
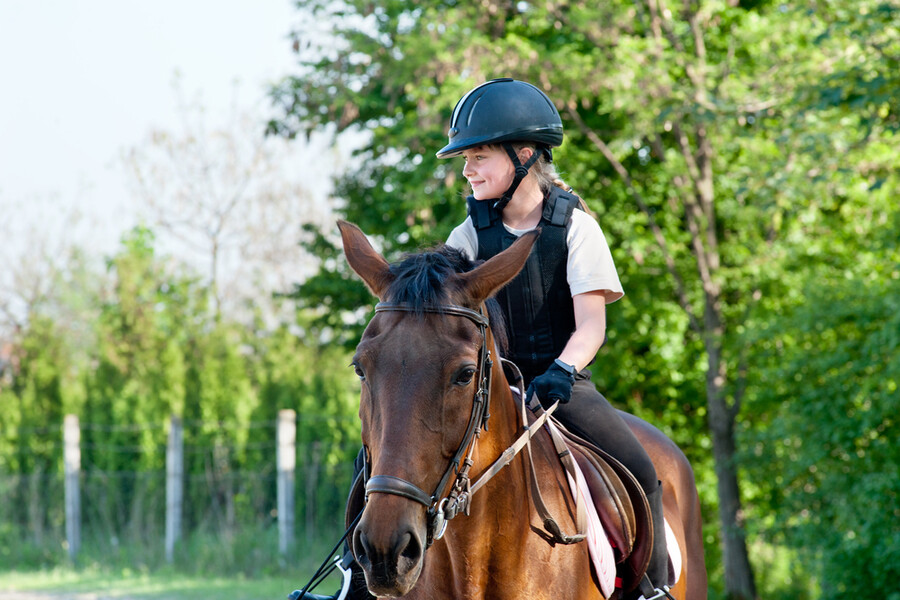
top-left (351, 363), bottom-right (366, 381)
top-left (454, 368), bottom-right (476, 386)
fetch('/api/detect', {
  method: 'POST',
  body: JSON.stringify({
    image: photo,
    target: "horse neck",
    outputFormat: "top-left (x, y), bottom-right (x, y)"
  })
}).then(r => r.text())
top-left (464, 353), bottom-right (532, 521)
top-left (478, 332), bottom-right (524, 466)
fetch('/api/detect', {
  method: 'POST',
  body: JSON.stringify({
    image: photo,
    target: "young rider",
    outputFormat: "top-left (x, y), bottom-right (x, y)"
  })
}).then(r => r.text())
top-left (439, 78), bottom-right (670, 597)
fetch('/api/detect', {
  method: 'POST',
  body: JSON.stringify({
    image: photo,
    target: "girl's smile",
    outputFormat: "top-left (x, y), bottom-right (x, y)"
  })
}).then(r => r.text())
top-left (461, 146), bottom-right (515, 200)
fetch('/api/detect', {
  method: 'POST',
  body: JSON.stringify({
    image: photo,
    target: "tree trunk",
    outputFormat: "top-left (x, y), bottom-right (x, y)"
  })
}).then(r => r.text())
top-left (705, 311), bottom-right (757, 599)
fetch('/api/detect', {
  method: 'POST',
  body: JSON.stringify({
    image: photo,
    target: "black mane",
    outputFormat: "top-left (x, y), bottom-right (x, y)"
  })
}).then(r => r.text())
top-left (385, 245), bottom-right (508, 354)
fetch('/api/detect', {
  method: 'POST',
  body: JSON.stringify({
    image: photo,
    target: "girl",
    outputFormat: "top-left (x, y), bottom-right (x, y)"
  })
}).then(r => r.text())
top-left (439, 78), bottom-right (669, 598)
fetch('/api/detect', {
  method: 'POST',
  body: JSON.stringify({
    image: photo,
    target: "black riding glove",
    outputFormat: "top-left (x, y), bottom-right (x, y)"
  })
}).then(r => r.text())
top-left (527, 360), bottom-right (577, 409)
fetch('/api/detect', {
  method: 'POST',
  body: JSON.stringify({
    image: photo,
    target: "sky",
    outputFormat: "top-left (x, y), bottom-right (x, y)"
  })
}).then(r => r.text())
top-left (0, 0), bottom-right (333, 260)
top-left (0, 0), bottom-right (359, 329)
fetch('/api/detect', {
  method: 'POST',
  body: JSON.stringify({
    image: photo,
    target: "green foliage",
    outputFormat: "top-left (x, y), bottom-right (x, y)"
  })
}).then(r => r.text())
top-left (0, 300), bottom-right (86, 548)
top-left (0, 225), bottom-right (361, 575)
top-left (742, 183), bottom-right (900, 597)
top-left (269, 0), bottom-right (900, 596)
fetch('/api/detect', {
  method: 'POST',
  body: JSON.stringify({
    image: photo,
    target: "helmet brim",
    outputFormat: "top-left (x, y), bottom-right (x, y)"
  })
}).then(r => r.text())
top-left (435, 126), bottom-right (563, 159)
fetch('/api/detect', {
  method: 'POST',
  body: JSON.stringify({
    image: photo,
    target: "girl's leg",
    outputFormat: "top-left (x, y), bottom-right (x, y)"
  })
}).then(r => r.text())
top-left (552, 375), bottom-right (658, 492)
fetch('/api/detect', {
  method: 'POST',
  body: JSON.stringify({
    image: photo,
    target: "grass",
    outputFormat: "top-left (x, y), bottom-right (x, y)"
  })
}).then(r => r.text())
top-left (0, 528), bottom-right (349, 600)
top-left (0, 528), bottom-right (352, 600)
top-left (0, 566), bottom-right (332, 600)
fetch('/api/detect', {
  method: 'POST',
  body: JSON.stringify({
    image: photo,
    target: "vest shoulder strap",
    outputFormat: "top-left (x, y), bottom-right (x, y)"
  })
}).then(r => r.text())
top-left (468, 188), bottom-right (581, 231)
top-left (466, 195), bottom-right (501, 230)
top-left (542, 187), bottom-right (581, 228)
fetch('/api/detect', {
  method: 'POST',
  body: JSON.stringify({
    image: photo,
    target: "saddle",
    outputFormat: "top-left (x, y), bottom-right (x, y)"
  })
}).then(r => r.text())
top-left (547, 418), bottom-right (655, 595)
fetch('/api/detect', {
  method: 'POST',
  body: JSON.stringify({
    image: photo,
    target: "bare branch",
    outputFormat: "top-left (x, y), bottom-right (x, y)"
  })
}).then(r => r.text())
top-left (122, 90), bottom-right (331, 324)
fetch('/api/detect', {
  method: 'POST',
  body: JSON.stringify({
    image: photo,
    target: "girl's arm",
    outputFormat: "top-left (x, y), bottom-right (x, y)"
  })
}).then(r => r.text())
top-left (558, 290), bottom-right (608, 371)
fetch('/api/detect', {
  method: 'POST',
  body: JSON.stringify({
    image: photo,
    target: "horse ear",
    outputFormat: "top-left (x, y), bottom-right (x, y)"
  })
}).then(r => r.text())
top-left (457, 230), bottom-right (539, 305)
top-left (338, 220), bottom-right (395, 300)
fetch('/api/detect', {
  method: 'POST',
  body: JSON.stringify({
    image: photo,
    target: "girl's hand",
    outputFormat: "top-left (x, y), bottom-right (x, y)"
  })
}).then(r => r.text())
top-left (527, 360), bottom-right (577, 409)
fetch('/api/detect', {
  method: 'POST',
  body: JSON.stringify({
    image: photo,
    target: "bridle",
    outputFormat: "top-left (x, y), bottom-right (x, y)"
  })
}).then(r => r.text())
top-left (362, 301), bottom-right (585, 548)
top-left (364, 301), bottom-right (494, 546)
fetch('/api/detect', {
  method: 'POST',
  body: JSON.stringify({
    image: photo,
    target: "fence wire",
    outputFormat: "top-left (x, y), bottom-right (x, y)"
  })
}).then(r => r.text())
top-left (0, 416), bottom-right (361, 569)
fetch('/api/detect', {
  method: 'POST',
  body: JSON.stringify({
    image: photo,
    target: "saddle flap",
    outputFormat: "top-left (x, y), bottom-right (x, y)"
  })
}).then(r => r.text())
top-left (552, 419), bottom-right (654, 594)
top-left (568, 442), bottom-right (635, 559)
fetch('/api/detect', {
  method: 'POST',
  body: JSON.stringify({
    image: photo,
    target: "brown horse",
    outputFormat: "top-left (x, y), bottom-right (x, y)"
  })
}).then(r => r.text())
top-left (339, 220), bottom-right (707, 599)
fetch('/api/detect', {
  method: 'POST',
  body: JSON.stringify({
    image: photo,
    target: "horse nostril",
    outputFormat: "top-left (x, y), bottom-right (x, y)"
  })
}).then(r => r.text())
top-left (353, 529), bottom-right (372, 569)
top-left (398, 530), bottom-right (422, 565)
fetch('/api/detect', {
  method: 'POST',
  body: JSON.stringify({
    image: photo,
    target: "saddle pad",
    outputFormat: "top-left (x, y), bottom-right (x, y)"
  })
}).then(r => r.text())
top-left (665, 518), bottom-right (682, 587)
top-left (565, 452), bottom-right (617, 598)
top-left (569, 451), bottom-right (685, 595)
top-left (550, 420), bottom-right (654, 594)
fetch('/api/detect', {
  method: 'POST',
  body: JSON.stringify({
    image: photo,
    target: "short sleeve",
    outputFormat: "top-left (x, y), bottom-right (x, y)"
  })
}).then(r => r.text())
top-left (446, 217), bottom-right (478, 261)
top-left (566, 210), bottom-right (624, 303)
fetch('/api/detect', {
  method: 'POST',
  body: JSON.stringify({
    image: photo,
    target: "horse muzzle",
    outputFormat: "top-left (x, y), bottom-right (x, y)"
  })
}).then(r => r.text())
top-left (353, 495), bottom-right (427, 597)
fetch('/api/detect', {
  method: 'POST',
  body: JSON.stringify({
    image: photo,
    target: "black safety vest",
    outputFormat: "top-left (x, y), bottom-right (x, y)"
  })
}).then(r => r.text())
top-left (467, 187), bottom-right (582, 381)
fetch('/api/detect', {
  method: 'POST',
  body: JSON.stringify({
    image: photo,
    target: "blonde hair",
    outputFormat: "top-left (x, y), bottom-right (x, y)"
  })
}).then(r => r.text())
top-left (512, 143), bottom-right (592, 214)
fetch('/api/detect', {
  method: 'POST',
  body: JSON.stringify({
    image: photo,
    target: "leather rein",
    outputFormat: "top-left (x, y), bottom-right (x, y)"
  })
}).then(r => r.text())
top-left (364, 302), bottom-right (585, 547)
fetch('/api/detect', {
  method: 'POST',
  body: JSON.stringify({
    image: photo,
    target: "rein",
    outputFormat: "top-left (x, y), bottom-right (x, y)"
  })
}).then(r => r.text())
top-left (364, 301), bottom-right (585, 547)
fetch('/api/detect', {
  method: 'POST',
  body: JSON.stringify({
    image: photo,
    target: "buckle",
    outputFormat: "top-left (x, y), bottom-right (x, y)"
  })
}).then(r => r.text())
top-left (641, 586), bottom-right (674, 600)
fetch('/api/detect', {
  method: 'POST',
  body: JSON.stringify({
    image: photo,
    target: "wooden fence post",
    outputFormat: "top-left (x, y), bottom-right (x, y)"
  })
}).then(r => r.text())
top-left (305, 440), bottom-right (322, 544)
top-left (277, 409), bottom-right (296, 555)
top-left (63, 414), bottom-right (81, 561)
top-left (165, 415), bottom-right (184, 563)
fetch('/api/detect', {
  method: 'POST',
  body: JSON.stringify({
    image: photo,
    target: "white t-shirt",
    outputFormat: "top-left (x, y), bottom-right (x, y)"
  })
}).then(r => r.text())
top-left (446, 208), bottom-right (624, 303)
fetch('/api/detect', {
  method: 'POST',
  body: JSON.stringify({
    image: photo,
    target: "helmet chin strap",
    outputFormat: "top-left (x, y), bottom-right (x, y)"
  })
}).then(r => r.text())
top-left (492, 143), bottom-right (543, 211)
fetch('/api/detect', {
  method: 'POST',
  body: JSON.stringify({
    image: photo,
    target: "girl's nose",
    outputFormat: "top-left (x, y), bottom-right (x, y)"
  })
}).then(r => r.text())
top-left (462, 160), bottom-right (473, 178)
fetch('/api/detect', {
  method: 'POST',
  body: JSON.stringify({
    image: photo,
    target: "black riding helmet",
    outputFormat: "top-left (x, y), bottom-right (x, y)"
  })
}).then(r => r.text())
top-left (436, 78), bottom-right (564, 210)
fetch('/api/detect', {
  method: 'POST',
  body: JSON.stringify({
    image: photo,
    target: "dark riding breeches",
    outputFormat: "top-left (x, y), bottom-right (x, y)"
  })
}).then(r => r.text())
top-left (549, 371), bottom-right (659, 494)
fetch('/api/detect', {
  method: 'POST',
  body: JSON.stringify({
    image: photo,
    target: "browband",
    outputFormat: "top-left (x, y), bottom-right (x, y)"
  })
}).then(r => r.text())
top-left (374, 302), bottom-right (489, 328)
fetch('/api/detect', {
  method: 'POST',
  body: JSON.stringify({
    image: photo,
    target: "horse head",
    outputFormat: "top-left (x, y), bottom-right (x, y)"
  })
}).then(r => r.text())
top-left (338, 220), bottom-right (537, 597)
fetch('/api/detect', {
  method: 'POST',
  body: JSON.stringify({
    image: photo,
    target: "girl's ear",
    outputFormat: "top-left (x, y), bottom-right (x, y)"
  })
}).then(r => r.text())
top-left (516, 146), bottom-right (535, 164)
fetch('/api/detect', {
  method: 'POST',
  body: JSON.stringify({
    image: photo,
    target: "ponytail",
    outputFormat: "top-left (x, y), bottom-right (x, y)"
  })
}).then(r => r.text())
top-left (515, 143), bottom-right (594, 216)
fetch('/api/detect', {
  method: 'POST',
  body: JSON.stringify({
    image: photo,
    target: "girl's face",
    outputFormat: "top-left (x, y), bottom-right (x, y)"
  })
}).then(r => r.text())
top-left (461, 146), bottom-right (515, 200)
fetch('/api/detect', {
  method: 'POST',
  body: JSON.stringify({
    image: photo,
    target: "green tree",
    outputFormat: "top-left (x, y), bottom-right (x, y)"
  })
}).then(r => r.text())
top-left (270, 1), bottom-right (898, 597)
top-left (0, 244), bottom-right (96, 556)
top-left (81, 227), bottom-right (202, 543)
top-left (743, 231), bottom-right (900, 597)
top-left (740, 78), bottom-right (900, 596)
top-left (249, 315), bottom-right (361, 537)
top-left (0, 315), bottom-right (69, 546)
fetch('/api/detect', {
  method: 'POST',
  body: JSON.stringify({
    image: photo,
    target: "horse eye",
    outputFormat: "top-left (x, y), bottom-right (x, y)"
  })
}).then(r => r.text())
top-left (454, 367), bottom-right (476, 386)
top-left (351, 362), bottom-right (366, 381)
